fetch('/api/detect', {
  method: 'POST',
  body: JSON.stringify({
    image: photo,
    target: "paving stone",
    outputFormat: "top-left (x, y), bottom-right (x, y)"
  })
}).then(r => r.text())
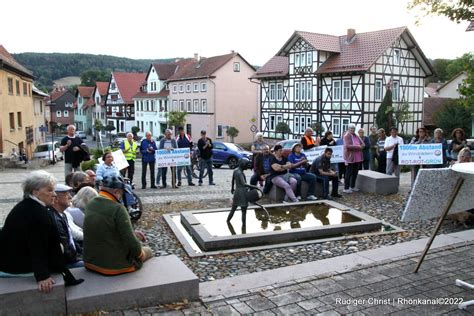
top-left (230, 302), bottom-right (254, 314)
top-left (245, 297), bottom-right (277, 312)
top-left (253, 310), bottom-right (276, 316)
top-left (297, 283), bottom-right (325, 298)
top-left (297, 298), bottom-right (326, 311)
top-left (318, 292), bottom-right (352, 306)
top-left (268, 292), bottom-right (305, 307)
top-left (314, 311), bottom-right (341, 316)
top-left (344, 286), bottom-right (374, 298)
top-left (272, 303), bottom-right (305, 315)
top-left (208, 304), bottom-right (240, 316)
top-left (271, 284), bottom-right (302, 295)
top-left (310, 279), bottom-right (345, 294)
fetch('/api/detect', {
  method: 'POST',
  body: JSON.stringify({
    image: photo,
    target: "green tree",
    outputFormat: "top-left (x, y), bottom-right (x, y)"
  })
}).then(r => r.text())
top-left (433, 99), bottom-right (472, 137)
top-left (376, 88), bottom-right (395, 131)
top-left (104, 125), bottom-right (116, 142)
top-left (226, 126), bottom-right (240, 143)
top-left (446, 53), bottom-right (474, 79)
top-left (275, 122), bottom-right (292, 139)
top-left (81, 69), bottom-right (110, 86)
top-left (131, 126), bottom-right (140, 138)
top-left (408, 0), bottom-right (473, 23)
top-left (310, 122), bottom-right (325, 136)
top-left (394, 102), bottom-right (413, 134)
top-left (166, 111), bottom-right (187, 130)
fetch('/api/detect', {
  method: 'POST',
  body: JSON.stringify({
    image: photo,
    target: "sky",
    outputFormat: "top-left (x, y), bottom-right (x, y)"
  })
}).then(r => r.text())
top-left (1, 0), bottom-right (472, 66)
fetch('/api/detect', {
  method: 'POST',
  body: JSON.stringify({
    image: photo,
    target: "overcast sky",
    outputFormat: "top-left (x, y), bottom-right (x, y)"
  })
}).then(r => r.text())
top-left (1, 0), bottom-right (472, 66)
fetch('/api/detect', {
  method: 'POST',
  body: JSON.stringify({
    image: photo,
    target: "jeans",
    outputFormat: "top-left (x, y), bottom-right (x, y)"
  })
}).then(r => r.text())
top-left (316, 174), bottom-right (339, 198)
top-left (386, 158), bottom-right (400, 177)
top-left (292, 172), bottom-right (316, 197)
top-left (362, 159), bottom-right (370, 170)
top-left (369, 153), bottom-right (377, 171)
top-left (377, 151), bottom-right (387, 174)
top-left (161, 167), bottom-right (177, 187)
top-left (271, 176), bottom-right (297, 202)
top-left (64, 163), bottom-right (80, 180)
top-left (120, 160), bottom-right (135, 183)
top-left (199, 158), bottom-right (214, 184)
top-left (344, 162), bottom-right (361, 190)
top-left (177, 165), bottom-right (193, 184)
top-left (141, 161), bottom-right (155, 187)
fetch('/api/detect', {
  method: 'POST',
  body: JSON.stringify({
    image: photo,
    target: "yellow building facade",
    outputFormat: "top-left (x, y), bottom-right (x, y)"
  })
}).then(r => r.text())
top-left (0, 45), bottom-right (35, 158)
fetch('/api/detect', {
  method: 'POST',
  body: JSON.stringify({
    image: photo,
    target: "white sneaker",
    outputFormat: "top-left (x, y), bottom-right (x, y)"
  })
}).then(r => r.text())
top-left (283, 195), bottom-right (288, 202)
top-left (343, 189), bottom-right (353, 194)
top-left (306, 195), bottom-right (318, 201)
top-left (296, 196), bottom-right (302, 201)
top-left (351, 187), bottom-right (360, 192)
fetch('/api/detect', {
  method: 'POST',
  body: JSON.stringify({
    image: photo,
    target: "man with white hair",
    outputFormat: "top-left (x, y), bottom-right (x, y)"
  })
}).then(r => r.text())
top-left (120, 132), bottom-right (138, 186)
top-left (60, 125), bottom-right (85, 179)
top-left (140, 131), bottom-right (157, 189)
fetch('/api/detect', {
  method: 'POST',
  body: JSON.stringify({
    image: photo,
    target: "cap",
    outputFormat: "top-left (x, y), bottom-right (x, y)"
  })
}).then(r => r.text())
top-left (55, 184), bottom-right (73, 192)
top-left (101, 175), bottom-right (132, 195)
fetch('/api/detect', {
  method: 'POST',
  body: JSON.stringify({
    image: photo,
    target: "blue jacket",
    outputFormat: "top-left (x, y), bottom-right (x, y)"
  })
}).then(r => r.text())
top-left (140, 138), bottom-right (157, 162)
top-left (288, 152), bottom-right (308, 175)
top-left (362, 136), bottom-right (371, 161)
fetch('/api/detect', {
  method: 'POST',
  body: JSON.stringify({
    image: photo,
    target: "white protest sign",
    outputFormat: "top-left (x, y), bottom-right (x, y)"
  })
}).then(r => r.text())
top-left (303, 145), bottom-right (344, 163)
top-left (398, 143), bottom-right (443, 165)
top-left (97, 150), bottom-right (129, 170)
top-left (156, 148), bottom-right (191, 168)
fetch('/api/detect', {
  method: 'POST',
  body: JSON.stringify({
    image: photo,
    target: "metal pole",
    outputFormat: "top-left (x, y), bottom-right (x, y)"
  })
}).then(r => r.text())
top-left (413, 176), bottom-right (464, 273)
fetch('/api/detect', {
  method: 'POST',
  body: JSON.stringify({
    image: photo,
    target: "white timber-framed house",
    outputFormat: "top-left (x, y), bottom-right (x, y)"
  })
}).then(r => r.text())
top-left (253, 27), bottom-right (434, 139)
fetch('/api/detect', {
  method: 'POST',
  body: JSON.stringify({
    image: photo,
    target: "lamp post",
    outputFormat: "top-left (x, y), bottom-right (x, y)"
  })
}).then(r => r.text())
top-left (50, 121), bottom-right (56, 164)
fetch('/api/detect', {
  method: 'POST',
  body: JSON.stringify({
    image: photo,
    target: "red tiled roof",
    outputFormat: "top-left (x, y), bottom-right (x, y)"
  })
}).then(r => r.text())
top-left (96, 81), bottom-right (109, 96)
top-left (153, 63), bottom-right (179, 80)
top-left (296, 31), bottom-right (341, 53)
top-left (76, 86), bottom-right (95, 98)
top-left (49, 89), bottom-right (69, 102)
top-left (252, 56), bottom-right (289, 79)
top-left (132, 87), bottom-right (169, 99)
top-left (84, 97), bottom-right (95, 108)
top-left (0, 45), bottom-right (34, 78)
top-left (167, 53), bottom-right (236, 81)
top-left (316, 27), bottom-right (407, 74)
top-left (423, 97), bottom-right (453, 126)
top-left (112, 72), bottom-right (146, 104)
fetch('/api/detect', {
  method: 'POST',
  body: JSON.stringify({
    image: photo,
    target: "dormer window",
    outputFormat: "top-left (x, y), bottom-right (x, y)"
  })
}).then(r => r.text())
top-left (233, 62), bottom-right (240, 72)
top-left (393, 49), bottom-right (400, 65)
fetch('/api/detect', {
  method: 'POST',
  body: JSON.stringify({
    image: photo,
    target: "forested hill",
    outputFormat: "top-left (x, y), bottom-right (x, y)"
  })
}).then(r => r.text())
top-left (12, 52), bottom-right (177, 89)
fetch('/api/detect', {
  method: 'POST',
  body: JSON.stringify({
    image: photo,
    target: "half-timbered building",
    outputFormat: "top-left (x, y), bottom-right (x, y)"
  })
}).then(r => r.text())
top-left (253, 27), bottom-right (433, 139)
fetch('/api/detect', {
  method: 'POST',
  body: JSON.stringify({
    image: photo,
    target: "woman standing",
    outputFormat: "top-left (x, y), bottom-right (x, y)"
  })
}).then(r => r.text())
top-left (448, 128), bottom-right (470, 161)
top-left (358, 128), bottom-right (371, 170)
top-left (431, 128), bottom-right (448, 168)
top-left (343, 124), bottom-right (364, 193)
top-left (410, 127), bottom-right (431, 181)
top-left (376, 129), bottom-right (387, 173)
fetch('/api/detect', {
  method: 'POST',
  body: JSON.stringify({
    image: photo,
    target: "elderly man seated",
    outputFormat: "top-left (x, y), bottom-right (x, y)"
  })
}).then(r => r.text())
top-left (83, 175), bottom-right (153, 275)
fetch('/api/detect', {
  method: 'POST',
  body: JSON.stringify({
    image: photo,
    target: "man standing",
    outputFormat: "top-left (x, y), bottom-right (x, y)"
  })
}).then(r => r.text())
top-left (60, 125), bottom-right (84, 179)
top-left (176, 126), bottom-right (195, 187)
top-left (140, 132), bottom-right (157, 189)
top-left (311, 147), bottom-right (342, 199)
top-left (300, 127), bottom-right (321, 151)
top-left (384, 127), bottom-right (404, 177)
top-left (159, 129), bottom-right (178, 189)
top-left (368, 126), bottom-right (378, 171)
top-left (120, 133), bottom-right (138, 186)
top-left (197, 130), bottom-right (215, 186)
top-left (83, 176), bottom-right (152, 275)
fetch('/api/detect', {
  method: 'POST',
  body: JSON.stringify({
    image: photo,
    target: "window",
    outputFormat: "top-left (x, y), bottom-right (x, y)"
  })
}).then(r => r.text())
top-left (342, 80), bottom-right (351, 101)
top-left (294, 117), bottom-right (299, 133)
top-left (193, 100), bottom-right (199, 112)
top-left (16, 80), bottom-right (20, 95)
top-left (393, 81), bottom-right (400, 101)
top-left (151, 100), bottom-right (156, 112)
top-left (147, 100), bottom-right (150, 111)
top-left (295, 82), bottom-right (300, 101)
top-left (23, 82), bottom-right (27, 95)
top-left (8, 78), bottom-right (13, 94)
top-left (28, 83), bottom-right (31, 96)
top-left (186, 83), bottom-right (191, 92)
top-left (186, 100), bottom-right (192, 112)
top-left (64, 110), bottom-right (69, 117)
top-left (307, 81), bottom-right (312, 100)
top-left (111, 94), bottom-right (118, 101)
top-left (217, 125), bottom-right (223, 137)
top-left (269, 83), bottom-right (276, 101)
top-left (342, 118), bottom-right (350, 134)
top-left (111, 82), bottom-right (116, 90)
top-left (9, 113), bottom-right (15, 130)
top-left (333, 81), bottom-right (341, 101)
top-left (201, 99), bottom-right (207, 113)
top-left (40, 101), bottom-right (43, 113)
top-left (393, 49), bottom-right (400, 65)
top-left (306, 52), bottom-right (312, 66)
top-left (186, 124), bottom-right (192, 136)
top-left (332, 118), bottom-right (340, 137)
top-left (179, 100), bottom-right (185, 112)
top-left (233, 62), bottom-right (240, 72)
top-left (193, 83), bottom-right (199, 92)
top-left (269, 115), bottom-right (275, 131)
top-left (172, 84), bottom-right (177, 93)
top-left (276, 83), bottom-right (283, 100)
top-left (375, 80), bottom-right (383, 101)
top-left (179, 84), bottom-right (184, 93)
top-left (301, 82), bottom-right (306, 101)
top-left (172, 100), bottom-right (178, 111)
top-left (56, 111), bottom-right (62, 118)
top-left (201, 82), bottom-right (207, 92)
top-left (295, 53), bottom-right (300, 67)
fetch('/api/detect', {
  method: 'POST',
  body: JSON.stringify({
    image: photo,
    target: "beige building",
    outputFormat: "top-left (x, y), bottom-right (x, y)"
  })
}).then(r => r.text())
top-left (0, 45), bottom-right (35, 158)
top-left (167, 52), bottom-right (259, 143)
top-left (32, 86), bottom-right (48, 145)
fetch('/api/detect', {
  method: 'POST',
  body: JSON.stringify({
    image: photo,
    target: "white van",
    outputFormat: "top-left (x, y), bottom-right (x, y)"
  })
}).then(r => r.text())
top-left (33, 141), bottom-right (63, 162)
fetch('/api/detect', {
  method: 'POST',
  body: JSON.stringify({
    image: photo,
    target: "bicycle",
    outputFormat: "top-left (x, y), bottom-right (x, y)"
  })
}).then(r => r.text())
top-left (184, 145), bottom-right (208, 179)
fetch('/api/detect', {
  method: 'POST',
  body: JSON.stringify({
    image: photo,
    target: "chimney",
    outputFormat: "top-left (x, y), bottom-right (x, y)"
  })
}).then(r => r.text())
top-left (230, 50), bottom-right (235, 54)
top-left (347, 28), bottom-right (356, 42)
top-left (194, 53), bottom-right (199, 62)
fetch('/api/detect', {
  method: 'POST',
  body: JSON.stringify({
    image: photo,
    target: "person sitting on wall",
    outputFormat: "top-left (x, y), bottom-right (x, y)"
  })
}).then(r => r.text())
top-left (83, 175), bottom-right (153, 275)
top-left (250, 144), bottom-right (274, 193)
top-left (288, 143), bottom-right (317, 201)
top-left (310, 147), bottom-right (342, 199)
top-left (267, 144), bottom-right (299, 203)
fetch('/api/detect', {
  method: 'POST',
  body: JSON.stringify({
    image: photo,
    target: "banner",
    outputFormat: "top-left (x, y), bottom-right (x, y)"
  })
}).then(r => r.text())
top-left (156, 148), bottom-right (191, 168)
top-left (303, 145), bottom-right (344, 163)
top-left (398, 143), bottom-right (443, 165)
top-left (98, 150), bottom-right (129, 170)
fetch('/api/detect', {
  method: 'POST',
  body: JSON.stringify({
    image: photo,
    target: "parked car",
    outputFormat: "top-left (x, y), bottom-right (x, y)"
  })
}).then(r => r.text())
top-left (212, 142), bottom-right (253, 169)
top-left (76, 131), bottom-right (87, 139)
top-left (275, 139), bottom-right (301, 158)
top-left (33, 141), bottom-right (63, 162)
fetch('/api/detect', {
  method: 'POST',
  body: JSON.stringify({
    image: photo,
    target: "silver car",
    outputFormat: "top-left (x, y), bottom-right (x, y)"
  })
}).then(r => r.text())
top-left (33, 141), bottom-right (63, 162)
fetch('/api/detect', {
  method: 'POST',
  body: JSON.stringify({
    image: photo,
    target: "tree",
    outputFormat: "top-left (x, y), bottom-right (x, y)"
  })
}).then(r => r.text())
top-left (394, 102), bottom-right (413, 134)
top-left (433, 99), bottom-right (472, 137)
top-left (166, 111), bottom-right (187, 130)
top-left (459, 69), bottom-right (474, 114)
top-left (408, 0), bottom-right (473, 24)
top-left (310, 122), bottom-right (325, 136)
top-left (275, 122), bottom-right (292, 140)
top-left (226, 126), bottom-right (240, 143)
top-left (131, 126), bottom-right (140, 139)
top-left (104, 125), bottom-right (116, 142)
top-left (80, 69), bottom-right (111, 86)
top-left (376, 88), bottom-right (395, 131)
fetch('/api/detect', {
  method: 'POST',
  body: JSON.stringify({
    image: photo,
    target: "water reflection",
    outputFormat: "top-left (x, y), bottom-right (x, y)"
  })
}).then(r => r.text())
top-left (193, 204), bottom-right (361, 237)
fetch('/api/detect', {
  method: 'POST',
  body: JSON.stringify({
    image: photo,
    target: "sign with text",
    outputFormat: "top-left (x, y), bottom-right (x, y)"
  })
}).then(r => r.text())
top-left (303, 145), bottom-right (344, 163)
top-left (398, 143), bottom-right (443, 165)
top-left (98, 150), bottom-right (129, 170)
top-left (156, 148), bottom-right (191, 168)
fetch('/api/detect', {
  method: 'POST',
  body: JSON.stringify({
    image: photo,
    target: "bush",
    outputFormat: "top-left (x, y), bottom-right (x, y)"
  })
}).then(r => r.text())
top-left (81, 159), bottom-right (97, 171)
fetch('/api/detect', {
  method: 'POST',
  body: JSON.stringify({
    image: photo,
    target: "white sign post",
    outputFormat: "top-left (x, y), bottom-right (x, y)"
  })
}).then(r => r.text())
top-left (398, 143), bottom-right (443, 165)
top-left (303, 145), bottom-right (344, 163)
top-left (156, 148), bottom-right (191, 168)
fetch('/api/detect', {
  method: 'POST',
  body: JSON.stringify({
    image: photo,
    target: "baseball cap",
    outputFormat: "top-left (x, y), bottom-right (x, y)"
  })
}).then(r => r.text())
top-left (101, 175), bottom-right (132, 194)
top-left (55, 184), bottom-right (73, 192)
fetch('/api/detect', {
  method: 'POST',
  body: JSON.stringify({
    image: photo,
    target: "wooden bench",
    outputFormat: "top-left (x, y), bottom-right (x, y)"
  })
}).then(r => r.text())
top-left (355, 170), bottom-right (399, 195)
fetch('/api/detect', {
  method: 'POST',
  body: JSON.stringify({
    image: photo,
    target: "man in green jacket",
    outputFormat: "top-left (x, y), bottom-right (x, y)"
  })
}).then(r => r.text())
top-left (83, 175), bottom-right (152, 275)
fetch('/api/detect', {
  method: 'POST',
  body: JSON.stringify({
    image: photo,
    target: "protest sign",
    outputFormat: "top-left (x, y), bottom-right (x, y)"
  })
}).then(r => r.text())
top-left (156, 148), bottom-right (191, 168)
top-left (97, 150), bottom-right (129, 170)
top-left (303, 145), bottom-right (344, 163)
top-left (398, 143), bottom-right (443, 165)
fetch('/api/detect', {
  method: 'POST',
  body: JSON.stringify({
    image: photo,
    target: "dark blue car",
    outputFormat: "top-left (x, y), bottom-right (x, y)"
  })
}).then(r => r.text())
top-left (212, 141), bottom-right (253, 169)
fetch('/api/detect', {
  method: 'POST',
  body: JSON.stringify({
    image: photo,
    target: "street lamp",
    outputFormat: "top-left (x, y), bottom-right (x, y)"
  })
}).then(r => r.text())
top-left (50, 121), bottom-right (57, 164)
